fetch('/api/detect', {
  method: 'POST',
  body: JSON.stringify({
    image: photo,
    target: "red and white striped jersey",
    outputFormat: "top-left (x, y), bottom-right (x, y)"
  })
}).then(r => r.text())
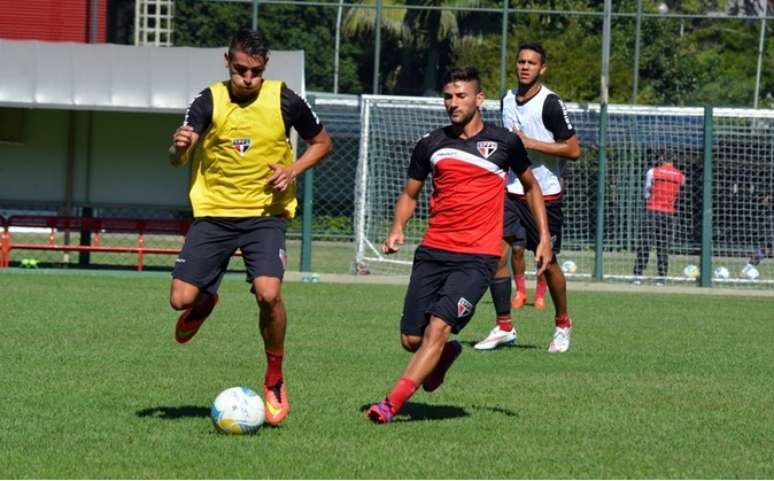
top-left (408, 124), bottom-right (531, 257)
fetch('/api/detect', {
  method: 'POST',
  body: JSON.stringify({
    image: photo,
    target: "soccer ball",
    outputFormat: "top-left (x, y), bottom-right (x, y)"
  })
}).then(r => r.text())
top-left (561, 260), bottom-right (577, 274)
top-left (683, 264), bottom-right (700, 279)
top-left (713, 266), bottom-right (730, 280)
top-left (210, 386), bottom-right (265, 434)
top-left (740, 263), bottom-right (760, 280)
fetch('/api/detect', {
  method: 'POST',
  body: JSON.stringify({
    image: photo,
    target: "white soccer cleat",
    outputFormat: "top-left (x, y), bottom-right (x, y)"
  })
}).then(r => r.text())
top-left (547, 326), bottom-right (571, 353)
top-left (474, 326), bottom-right (517, 351)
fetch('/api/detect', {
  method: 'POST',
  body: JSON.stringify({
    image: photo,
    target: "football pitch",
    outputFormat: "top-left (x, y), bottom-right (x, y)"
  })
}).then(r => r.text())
top-left (1, 270), bottom-right (772, 479)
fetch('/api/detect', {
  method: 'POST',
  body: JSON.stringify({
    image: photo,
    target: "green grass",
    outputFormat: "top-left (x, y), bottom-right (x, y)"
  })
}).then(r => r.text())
top-left (1, 270), bottom-right (773, 478)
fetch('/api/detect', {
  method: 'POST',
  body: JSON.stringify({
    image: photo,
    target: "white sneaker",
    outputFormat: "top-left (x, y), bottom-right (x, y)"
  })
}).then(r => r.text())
top-left (474, 326), bottom-right (517, 350)
top-left (547, 326), bottom-right (571, 353)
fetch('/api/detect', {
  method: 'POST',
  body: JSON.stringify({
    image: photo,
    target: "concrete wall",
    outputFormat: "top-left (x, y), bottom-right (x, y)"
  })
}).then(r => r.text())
top-left (0, 107), bottom-right (190, 209)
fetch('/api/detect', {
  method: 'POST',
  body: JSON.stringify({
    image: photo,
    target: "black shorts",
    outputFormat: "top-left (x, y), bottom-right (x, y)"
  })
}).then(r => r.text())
top-left (504, 194), bottom-right (563, 253)
top-left (172, 217), bottom-right (287, 295)
top-left (401, 245), bottom-right (498, 336)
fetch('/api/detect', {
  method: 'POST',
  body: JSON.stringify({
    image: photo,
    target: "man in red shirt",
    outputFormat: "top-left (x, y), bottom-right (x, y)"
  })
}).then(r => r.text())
top-left (365, 66), bottom-right (552, 424)
top-left (633, 152), bottom-right (686, 285)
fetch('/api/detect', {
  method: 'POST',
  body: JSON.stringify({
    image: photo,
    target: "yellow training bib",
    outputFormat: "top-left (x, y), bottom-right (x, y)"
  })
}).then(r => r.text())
top-left (189, 80), bottom-right (296, 218)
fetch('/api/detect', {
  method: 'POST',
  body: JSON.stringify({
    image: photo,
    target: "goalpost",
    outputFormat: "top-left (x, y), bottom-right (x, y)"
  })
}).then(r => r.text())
top-left (353, 95), bottom-right (774, 288)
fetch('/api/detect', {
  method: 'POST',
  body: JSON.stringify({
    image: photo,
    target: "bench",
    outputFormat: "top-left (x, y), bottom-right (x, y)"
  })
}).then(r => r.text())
top-left (1, 215), bottom-right (192, 271)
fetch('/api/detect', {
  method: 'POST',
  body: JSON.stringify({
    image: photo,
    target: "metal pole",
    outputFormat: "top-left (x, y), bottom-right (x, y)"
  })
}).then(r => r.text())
top-left (753, 1), bottom-right (767, 108)
top-left (300, 168), bottom-right (315, 272)
top-left (594, 105), bottom-right (608, 281)
top-left (252, 0), bottom-right (259, 30)
top-left (594, 0), bottom-right (612, 280)
top-left (89, 0), bottom-right (100, 43)
top-left (631, 0), bottom-right (642, 104)
top-left (499, 0), bottom-right (510, 98)
top-left (372, 0), bottom-right (383, 94)
top-left (699, 106), bottom-right (713, 287)
top-left (601, 0), bottom-right (611, 105)
top-left (333, 0), bottom-right (344, 94)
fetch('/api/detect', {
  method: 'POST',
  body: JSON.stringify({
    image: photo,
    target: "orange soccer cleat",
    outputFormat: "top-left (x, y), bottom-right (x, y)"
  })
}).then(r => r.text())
top-left (511, 291), bottom-right (527, 309)
top-left (263, 380), bottom-right (290, 425)
top-left (175, 294), bottom-right (219, 344)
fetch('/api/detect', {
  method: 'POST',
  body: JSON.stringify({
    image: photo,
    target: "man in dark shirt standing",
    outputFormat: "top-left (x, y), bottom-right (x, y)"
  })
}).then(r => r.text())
top-left (167, 29), bottom-right (332, 426)
top-left (366, 66), bottom-right (552, 424)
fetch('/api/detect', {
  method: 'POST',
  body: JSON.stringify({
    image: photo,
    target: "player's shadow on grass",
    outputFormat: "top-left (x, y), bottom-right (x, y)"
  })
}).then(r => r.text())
top-left (360, 401), bottom-right (468, 422)
top-left (136, 405), bottom-right (210, 419)
top-left (460, 340), bottom-right (541, 350)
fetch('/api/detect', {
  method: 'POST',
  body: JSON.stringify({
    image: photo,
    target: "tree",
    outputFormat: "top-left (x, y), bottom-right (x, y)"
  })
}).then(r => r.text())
top-left (173, 0), bottom-right (365, 93)
top-left (343, 0), bottom-right (495, 95)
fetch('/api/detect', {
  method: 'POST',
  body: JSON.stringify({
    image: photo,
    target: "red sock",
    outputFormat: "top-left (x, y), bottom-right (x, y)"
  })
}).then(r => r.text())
top-left (515, 275), bottom-right (526, 296)
top-left (264, 350), bottom-right (284, 387)
top-left (555, 313), bottom-right (572, 329)
top-left (386, 377), bottom-right (418, 414)
top-left (535, 278), bottom-right (548, 300)
top-left (496, 314), bottom-right (513, 332)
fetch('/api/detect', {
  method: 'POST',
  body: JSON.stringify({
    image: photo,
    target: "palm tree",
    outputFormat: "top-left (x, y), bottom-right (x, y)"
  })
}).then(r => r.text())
top-left (343, 0), bottom-right (486, 95)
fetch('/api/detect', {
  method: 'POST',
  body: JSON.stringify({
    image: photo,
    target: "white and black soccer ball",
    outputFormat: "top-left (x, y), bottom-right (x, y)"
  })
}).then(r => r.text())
top-left (740, 263), bottom-right (760, 280)
top-left (561, 260), bottom-right (577, 274)
top-left (713, 266), bottom-right (730, 280)
top-left (211, 386), bottom-right (265, 434)
top-left (683, 264), bottom-right (700, 279)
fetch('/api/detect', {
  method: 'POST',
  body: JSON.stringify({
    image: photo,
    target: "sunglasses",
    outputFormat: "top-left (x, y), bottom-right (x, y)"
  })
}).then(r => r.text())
top-left (230, 63), bottom-right (265, 77)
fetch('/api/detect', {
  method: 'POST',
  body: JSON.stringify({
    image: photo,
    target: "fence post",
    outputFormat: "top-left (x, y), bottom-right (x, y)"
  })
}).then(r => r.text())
top-left (699, 105), bottom-right (713, 287)
top-left (498, 0), bottom-right (509, 98)
top-left (251, 0), bottom-right (260, 29)
top-left (594, 103), bottom-right (608, 280)
top-left (300, 167), bottom-right (314, 272)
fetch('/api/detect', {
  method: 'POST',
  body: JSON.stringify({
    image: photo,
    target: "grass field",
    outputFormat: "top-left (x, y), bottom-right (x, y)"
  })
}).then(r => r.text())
top-left (1, 269), bottom-right (773, 478)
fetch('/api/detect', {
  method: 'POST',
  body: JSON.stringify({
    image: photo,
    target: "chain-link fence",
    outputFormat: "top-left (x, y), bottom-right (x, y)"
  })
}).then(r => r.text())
top-left (181, 0), bottom-right (773, 108)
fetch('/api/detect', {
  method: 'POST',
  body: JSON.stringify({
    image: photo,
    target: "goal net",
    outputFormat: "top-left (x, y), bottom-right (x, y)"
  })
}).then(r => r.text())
top-left (353, 95), bottom-right (774, 288)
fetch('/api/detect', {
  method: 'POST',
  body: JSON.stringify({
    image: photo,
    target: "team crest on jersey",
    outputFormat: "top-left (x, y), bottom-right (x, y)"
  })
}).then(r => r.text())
top-left (457, 297), bottom-right (473, 318)
top-left (477, 141), bottom-right (498, 159)
top-left (232, 138), bottom-right (252, 155)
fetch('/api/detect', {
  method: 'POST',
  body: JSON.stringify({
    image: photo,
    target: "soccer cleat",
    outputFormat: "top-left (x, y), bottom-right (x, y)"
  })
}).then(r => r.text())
top-left (174, 293), bottom-right (219, 344)
top-left (511, 291), bottom-right (527, 309)
top-left (474, 326), bottom-right (517, 351)
top-left (366, 399), bottom-right (394, 424)
top-left (533, 297), bottom-right (546, 310)
top-left (423, 341), bottom-right (463, 392)
top-left (547, 326), bottom-right (571, 353)
top-left (263, 380), bottom-right (290, 425)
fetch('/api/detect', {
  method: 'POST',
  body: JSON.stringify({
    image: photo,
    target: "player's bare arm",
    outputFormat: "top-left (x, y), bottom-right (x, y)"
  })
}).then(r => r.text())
top-left (515, 130), bottom-right (580, 160)
top-left (518, 168), bottom-right (552, 275)
top-left (168, 125), bottom-right (200, 166)
top-left (268, 128), bottom-right (333, 192)
top-left (383, 178), bottom-right (424, 254)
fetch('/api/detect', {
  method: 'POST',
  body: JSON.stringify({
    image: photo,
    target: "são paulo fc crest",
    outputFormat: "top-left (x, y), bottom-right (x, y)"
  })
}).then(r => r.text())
top-left (457, 297), bottom-right (473, 318)
top-left (232, 138), bottom-right (252, 155)
top-left (477, 141), bottom-right (498, 159)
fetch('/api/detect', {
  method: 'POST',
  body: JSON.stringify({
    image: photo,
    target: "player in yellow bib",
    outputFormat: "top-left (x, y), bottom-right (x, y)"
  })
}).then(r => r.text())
top-left (167, 29), bottom-right (332, 426)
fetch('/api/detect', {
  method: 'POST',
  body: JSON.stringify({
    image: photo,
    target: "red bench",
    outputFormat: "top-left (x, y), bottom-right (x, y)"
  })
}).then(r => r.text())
top-left (1, 215), bottom-right (192, 271)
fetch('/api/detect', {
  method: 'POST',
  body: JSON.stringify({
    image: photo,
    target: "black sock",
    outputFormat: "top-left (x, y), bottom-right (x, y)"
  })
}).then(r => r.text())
top-left (489, 277), bottom-right (512, 317)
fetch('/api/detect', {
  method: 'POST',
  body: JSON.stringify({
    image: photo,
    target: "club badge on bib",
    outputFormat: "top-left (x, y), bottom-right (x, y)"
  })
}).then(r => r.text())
top-left (232, 138), bottom-right (252, 155)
